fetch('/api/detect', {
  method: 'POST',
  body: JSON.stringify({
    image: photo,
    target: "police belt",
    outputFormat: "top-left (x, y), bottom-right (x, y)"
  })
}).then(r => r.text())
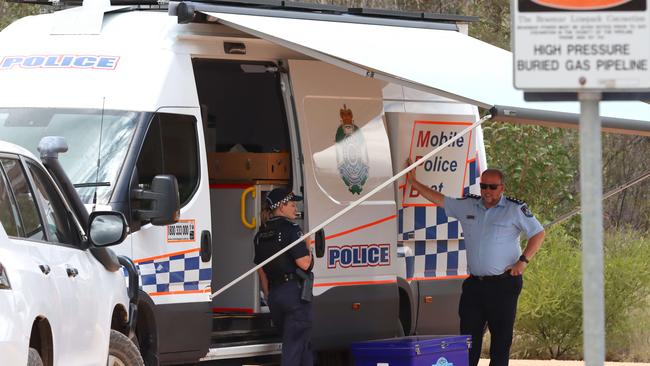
top-left (269, 273), bottom-right (300, 287)
top-left (469, 270), bottom-right (512, 281)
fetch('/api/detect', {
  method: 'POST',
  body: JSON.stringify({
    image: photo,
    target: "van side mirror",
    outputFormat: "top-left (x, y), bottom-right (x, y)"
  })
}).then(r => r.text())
top-left (88, 211), bottom-right (128, 247)
top-left (315, 229), bottom-right (326, 258)
top-left (132, 175), bottom-right (180, 226)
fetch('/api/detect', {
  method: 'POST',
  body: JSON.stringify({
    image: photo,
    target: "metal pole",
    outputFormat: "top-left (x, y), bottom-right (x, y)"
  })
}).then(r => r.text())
top-left (579, 91), bottom-right (605, 366)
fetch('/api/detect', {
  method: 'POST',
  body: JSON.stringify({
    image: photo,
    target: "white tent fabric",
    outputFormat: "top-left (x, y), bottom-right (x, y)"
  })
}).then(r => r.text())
top-left (205, 11), bottom-right (650, 124)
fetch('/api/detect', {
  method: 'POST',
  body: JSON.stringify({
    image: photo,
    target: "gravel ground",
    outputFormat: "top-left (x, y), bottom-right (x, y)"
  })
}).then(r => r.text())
top-left (479, 360), bottom-right (650, 366)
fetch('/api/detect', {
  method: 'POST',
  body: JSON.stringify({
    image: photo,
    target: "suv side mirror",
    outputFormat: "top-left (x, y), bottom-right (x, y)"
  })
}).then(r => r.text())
top-left (132, 175), bottom-right (180, 226)
top-left (315, 229), bottom-right (326, 258)
top-left (88, 211), bottom-right (128, 247)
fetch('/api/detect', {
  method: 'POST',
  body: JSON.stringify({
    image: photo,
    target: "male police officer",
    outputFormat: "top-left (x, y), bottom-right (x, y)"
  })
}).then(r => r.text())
top-left (409, 165), bottom-right (545, 366)
top-left (254, 188), bottom-right (313, 366)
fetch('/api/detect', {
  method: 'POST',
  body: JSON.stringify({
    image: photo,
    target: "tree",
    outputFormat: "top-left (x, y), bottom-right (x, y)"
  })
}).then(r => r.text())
top-left (0, 0), bottom-right (41, 31)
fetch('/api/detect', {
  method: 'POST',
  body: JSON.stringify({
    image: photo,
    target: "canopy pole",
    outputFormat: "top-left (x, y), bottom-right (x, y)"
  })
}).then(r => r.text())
top-left (210, 114), bottom-right (491, 300)
top-left (579, 91), bottom-right (605, 366)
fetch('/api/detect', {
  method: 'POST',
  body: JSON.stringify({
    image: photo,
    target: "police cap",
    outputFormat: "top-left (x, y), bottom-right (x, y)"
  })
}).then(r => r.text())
top-left (266, 188), bottom-right (303, 210)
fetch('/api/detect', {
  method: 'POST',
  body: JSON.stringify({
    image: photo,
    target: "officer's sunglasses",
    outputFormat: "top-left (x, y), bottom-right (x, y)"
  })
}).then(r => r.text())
top-left (480, 183), bottom-right (502, 190)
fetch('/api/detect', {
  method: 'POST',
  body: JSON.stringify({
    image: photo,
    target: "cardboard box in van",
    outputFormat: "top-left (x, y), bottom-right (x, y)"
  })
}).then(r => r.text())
top-left (208, 152), bottom-right (290, 181)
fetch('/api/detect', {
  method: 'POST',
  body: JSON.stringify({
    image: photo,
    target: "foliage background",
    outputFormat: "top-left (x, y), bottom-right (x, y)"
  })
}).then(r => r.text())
top-left (1, 0), bottom-right (649, 361)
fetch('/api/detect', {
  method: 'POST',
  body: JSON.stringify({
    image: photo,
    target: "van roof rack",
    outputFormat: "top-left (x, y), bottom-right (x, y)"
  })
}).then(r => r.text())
top-left (7, 0), bottom-right (479, 25)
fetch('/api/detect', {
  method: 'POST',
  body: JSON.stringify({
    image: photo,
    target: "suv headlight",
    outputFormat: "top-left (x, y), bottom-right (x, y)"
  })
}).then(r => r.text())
top-left (0, 262), bottom-right (11, 290)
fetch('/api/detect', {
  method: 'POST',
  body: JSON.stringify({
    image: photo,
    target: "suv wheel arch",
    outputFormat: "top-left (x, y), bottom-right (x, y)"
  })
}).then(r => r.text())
top-left (29, 317), bottom-right (53, 366)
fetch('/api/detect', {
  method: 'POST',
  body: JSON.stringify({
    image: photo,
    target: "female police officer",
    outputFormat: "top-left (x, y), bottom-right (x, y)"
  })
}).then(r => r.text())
top-left (254, 188), bottom-right (313, 366)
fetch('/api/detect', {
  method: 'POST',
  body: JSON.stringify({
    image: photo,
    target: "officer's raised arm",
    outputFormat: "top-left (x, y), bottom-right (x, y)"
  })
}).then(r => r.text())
top-left (407, 158), bottom-right (446, 207)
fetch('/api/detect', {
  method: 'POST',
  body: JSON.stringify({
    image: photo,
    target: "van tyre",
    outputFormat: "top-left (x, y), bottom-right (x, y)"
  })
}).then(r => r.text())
top-left (108, 330), bottom-right (144, 366)
top-left (27, 348), bottom-right (44, 366)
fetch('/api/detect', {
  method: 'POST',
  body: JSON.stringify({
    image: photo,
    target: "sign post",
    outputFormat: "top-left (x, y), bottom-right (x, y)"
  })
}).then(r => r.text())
top-left (512, 1), bottom-right (650, 365)
top-left (577, 91), bottom-right (605, 366)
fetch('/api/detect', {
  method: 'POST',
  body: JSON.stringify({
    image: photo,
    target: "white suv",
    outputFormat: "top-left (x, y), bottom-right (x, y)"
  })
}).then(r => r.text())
top-left (0, 139), bottom-right (142, 366)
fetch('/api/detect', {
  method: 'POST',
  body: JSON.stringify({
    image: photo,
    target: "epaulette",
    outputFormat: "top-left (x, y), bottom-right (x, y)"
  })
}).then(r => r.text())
top-left (461, 194), bottom-right (481, 200)
top-left (506, 196), bottom-right (527, 205)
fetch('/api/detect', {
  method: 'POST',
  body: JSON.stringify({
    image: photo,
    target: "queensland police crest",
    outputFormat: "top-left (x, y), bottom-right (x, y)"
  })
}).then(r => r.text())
top-left (335, 104), bottom-right (369, 195)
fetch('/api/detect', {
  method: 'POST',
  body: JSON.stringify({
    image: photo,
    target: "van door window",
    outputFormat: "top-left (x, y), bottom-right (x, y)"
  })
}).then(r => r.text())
top-left (0, 164), bottom-right (21, 237)
top-left (0, 159), bottom-right (45, 241)
top-left (136, 113), bottom-right (199, 206)
top-left (27, 163), bottom-right (77, 245)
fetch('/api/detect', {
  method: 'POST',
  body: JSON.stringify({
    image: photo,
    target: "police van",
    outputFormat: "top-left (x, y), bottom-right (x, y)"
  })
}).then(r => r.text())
top-left (1, 1), bottom-right (648, 364)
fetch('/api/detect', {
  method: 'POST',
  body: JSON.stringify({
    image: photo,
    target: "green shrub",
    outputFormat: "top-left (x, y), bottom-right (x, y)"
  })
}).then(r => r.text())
top-left (514, 227), bottom-right (650, 361)
top-left (603, 230), bottom-right (650, 361)
top-left (515, 226), bottom-right (583, 359)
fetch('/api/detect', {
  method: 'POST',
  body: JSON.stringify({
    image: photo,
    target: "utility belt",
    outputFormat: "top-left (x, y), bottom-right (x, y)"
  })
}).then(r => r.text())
top-left (269, 270), bottom-right (314, 302)
top-left (469, 270), bottom-right (513, 281)
top-left (269, 272), bottom-right (300, 286)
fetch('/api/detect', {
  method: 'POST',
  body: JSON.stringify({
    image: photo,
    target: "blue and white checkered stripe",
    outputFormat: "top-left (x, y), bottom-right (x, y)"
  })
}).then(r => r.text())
top-left (464, 159), bottom-right (480, 196)
top-left (399, 207), bottom-right (461, 241)
top-left (397, 151), bottom-right (481, 279)
top-left (399, 157), bottom-right (481, 241)
top-left (136, 251), bottom-right (212, 294)
top-left (398, 240), bottom-right (468, 278)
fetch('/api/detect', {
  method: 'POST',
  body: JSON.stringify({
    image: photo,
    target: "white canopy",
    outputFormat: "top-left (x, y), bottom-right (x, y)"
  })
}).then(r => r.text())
top-left (204, 11), bottom-right (650, 128)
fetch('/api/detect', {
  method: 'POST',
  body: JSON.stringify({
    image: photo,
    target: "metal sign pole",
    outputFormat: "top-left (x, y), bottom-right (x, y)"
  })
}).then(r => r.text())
top-left (578, 91), bottom-right (605, 366)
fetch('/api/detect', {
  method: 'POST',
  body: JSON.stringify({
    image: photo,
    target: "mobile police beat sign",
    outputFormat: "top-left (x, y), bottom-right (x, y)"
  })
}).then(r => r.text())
top-left (404, 121), bottom-right (473, 207)
top-left (513, 0), bottom-right (650, 90)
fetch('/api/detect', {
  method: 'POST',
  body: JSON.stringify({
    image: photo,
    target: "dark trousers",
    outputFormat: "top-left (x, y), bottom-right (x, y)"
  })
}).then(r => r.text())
top-left (268, 280), bottom-right (313, 366)
top-left (459, 274), bottom-right (523, 366)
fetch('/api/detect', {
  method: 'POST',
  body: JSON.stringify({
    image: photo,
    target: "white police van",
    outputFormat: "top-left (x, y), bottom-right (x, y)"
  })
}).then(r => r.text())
top-left (1, 1), bottom-right (648, 364)
top-left (0, 139), bottom-right (142, 365)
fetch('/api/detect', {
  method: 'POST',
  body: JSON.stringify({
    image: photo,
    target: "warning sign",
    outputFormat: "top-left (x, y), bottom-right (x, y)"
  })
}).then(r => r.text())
top-left (403, 121), bottom-right (473, 207)
top-left (513, 0), bottom-right (650, 90)
top-left (166, 219), bottom-right (196, 243)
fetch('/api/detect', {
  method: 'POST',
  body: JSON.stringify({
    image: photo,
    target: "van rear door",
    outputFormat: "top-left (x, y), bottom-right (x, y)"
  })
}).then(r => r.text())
top-left (288, 60), bottom-right (400, 346)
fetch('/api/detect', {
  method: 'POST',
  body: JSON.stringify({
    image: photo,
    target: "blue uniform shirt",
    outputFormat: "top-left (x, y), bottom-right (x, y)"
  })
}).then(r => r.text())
top-left (444, 195), bottom-right (544, 276)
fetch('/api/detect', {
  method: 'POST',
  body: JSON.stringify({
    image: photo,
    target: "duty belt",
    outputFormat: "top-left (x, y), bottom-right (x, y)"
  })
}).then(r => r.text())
top-left (269, 272), bottom-right (299, 287)
top-left (469, 270), bottom-right (513, 281)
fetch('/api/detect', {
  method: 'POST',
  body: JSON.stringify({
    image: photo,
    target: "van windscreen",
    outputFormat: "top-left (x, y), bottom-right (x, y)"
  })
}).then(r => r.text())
top-left (0, 108), bottom-right (140, 205)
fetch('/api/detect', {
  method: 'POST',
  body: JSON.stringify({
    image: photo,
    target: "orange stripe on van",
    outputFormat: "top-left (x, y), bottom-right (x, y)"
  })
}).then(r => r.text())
top-left (531, 0), bottom-right (632, 10)
top-left (407, 275), bottom-right (469, 281)
top-left (314, 279), bottom-right (397, 287)
top-left (136, 215), bottom-right (396, 263)
top-left (309, 214), bottom-right (397, 244)
top-left (324, 215), bottom-right (397, 241)
top-left (148, 288), bottom-right (212, 297)
top-left (134, 248), bottom-right (200, 263)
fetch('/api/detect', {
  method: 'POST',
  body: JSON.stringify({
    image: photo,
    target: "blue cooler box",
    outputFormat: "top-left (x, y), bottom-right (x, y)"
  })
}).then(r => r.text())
top-left (351, 335), bottom-right (471, 366)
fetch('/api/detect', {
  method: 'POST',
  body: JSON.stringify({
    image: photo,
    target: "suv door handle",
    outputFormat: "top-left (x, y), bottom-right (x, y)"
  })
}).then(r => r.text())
top-left (66, 267), bottom-right (79, 278)
top-left (39, 265), bottom-right (51, 275)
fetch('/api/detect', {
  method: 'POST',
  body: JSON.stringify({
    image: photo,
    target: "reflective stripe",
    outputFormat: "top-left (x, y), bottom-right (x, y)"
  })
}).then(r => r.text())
top-left (314, 279), bottom-right (396, 288)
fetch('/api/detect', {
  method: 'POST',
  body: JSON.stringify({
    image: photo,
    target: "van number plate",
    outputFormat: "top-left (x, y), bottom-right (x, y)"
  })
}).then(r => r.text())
top-left (167, 220), bottom-right (196, 243)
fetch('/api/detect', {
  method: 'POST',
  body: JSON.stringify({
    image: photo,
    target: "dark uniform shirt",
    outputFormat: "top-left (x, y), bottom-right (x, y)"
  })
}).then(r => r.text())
top-left (254, 216), bottom-right (310, 283)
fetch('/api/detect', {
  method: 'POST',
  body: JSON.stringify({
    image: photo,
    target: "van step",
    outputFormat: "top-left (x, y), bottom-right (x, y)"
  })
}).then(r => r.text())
top-left (211, 312), bottom-right (279, 344)
top-left (201, 342), bottom-right (282, 361)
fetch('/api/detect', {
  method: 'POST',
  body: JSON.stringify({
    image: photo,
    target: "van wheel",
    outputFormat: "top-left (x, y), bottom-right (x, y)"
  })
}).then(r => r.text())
top-left (108, 330), bottom-right (144, 366)
top-left (28, 348), bottom-right (44, 366)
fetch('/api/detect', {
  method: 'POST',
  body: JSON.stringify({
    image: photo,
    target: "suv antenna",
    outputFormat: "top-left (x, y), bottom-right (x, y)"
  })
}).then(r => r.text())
top-left (93, 97), bottom-right (106, 206)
